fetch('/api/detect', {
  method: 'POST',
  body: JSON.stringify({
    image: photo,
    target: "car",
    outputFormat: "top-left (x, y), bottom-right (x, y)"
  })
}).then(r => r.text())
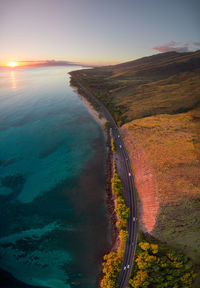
top-left (127, 265), bottom-right (130, 269)
top-left (133, 217), bottom-right (136, 221)
top-left (124, 266), bottom-right (126, 270)
top-left (118, 135), bottom-right (120, 138)
top-left (119, 145), bottom-right (122, 148)
top-left (129, 172), bottom-right (131, 176)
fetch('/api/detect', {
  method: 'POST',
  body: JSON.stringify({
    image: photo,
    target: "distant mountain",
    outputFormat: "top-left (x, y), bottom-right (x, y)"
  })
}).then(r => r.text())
top-left (7, 60), bottom-right (88, 68)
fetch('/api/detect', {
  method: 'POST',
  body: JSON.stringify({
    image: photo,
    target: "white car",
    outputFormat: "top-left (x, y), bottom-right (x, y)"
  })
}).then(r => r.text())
top-left (133, 217), bottom-right (136, 221)
top-left (118, 135), bottom-right (120, 138)
top-left (119, 145), bottom-right (122, 148)
top-left (129, 172), bottom-right (131, 176)
top-left (127, 265), bottom-right (130, 269)
top-left (124, 266), bottom-right (126, 270)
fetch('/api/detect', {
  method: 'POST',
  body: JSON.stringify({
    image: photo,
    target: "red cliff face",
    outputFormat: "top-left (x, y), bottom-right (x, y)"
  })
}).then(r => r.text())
top-left (121, 128), bottom-right (159, 234)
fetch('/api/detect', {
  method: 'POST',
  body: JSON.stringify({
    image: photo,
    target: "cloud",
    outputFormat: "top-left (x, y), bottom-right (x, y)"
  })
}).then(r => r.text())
top-left (20, 60), bottom-right (78, 67)
top-left (153, 41), bottom-right (190, 53)
top-left (193, 42), bottom-right (200, 47)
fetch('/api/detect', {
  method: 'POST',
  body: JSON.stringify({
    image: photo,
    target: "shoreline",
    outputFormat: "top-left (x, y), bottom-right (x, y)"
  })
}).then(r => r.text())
top-left (70, 82), bottom-right (120, 286)
top-left (71, 86), bottom-right (107, 129)
top-left (71, 82), bottom-right (119, 249)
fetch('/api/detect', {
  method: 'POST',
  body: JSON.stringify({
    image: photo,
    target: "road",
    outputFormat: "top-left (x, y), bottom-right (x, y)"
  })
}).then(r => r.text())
top-left (72, 76), bottom-right (137, 288)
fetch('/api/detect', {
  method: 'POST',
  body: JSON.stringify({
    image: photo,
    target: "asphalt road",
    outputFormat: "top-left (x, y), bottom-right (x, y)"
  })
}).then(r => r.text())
top-left (72, 77), bottom-right (137, 288)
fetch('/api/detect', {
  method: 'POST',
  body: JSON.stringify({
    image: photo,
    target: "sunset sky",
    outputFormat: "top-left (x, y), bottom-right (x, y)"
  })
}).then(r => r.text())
top-left (0, 0), bottom-right (200, 66)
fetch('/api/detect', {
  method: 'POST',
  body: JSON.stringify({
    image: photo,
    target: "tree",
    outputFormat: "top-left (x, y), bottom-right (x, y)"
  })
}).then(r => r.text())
top-left (129, 241), bottom-right (196, 288)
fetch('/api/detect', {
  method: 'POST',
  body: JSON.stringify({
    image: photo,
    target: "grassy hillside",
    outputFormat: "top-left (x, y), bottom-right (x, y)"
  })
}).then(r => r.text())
top-left (121, 107), bottom-right (200, 287)
top-left (70, 50), bottom-right (200, 125)
top-left (121, 107), bottom-right (200, 263)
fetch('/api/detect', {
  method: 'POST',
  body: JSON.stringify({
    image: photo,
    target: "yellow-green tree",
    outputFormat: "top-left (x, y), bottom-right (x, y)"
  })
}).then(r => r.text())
top-left (101, 161), bottom-right (129, 287)
top-left (129, 241), bottom-right (196, 288)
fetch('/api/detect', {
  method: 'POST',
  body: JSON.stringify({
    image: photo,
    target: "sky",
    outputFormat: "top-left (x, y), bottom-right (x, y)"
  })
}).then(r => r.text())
top-left (0, 0), bottom-right (200, 65)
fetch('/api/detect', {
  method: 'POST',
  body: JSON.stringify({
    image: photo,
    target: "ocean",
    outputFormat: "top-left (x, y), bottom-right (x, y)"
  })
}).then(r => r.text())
top-left (0, 66), bottom-right (111, 288)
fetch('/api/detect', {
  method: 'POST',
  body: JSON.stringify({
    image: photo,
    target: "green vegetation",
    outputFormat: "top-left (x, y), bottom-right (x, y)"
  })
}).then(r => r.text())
top-left (70, 76), bottom-right (100, 112)
top-left (153, 200), bottom-right (200, 265)
top-left (104, 121), bottom-right (110, 130)
top-left (112, 163), bottom-right (129, 233)
top-left (101, 139), bottom-right (129, 288)
top-left (111, 132), bottom-right (116, 152)
top-left (129, 240), bottom-right (196, 288)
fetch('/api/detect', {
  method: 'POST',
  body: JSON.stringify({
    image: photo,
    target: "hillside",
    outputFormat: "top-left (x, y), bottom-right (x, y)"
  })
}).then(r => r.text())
top-left (121, 107), bottom-right (200, 262)
top-left (70, 50), bottom-right (200, 126)
top-left (70, 51), bottom-right (200, 287)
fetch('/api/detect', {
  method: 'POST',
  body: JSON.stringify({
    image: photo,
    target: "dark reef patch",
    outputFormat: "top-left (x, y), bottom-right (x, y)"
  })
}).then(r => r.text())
top-left (0, 268), bottom-right (50, 288)
top-left (1, 174), bottom-right (25, 195)
top-left (0, 158), bottom-right (16, 167)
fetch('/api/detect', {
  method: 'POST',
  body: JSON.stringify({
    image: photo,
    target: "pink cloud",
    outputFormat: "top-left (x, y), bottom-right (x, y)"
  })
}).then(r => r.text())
top-left (153, 41), bottom-right (190, 53)
top-left (193, 42), bottom-right (200, 47)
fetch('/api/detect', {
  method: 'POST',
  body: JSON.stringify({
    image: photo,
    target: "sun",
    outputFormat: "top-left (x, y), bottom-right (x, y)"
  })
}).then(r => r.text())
top-left (7, 61), bottom-right (19, 67)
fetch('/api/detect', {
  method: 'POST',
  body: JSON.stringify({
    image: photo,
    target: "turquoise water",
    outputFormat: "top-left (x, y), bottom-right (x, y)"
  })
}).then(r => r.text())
top-left (0, 66), bottom-right (111, 287)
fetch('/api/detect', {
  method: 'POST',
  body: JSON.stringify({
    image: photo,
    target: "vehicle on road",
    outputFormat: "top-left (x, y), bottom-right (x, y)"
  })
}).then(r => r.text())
top-left (120, 145), bottom-right (122, 148)
top-left (129, 172), bottom-right (131, 176)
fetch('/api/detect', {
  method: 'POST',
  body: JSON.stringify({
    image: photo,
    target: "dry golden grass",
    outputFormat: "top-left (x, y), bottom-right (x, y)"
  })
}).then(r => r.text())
top-left (122, 107), bottom-right (200, 263)
top-left (124, 107), bottom-right (200, 204)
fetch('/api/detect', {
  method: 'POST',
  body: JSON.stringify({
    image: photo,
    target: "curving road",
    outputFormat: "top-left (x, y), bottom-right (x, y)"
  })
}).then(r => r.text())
top-left (71, 75), bottom-right (137, 288)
